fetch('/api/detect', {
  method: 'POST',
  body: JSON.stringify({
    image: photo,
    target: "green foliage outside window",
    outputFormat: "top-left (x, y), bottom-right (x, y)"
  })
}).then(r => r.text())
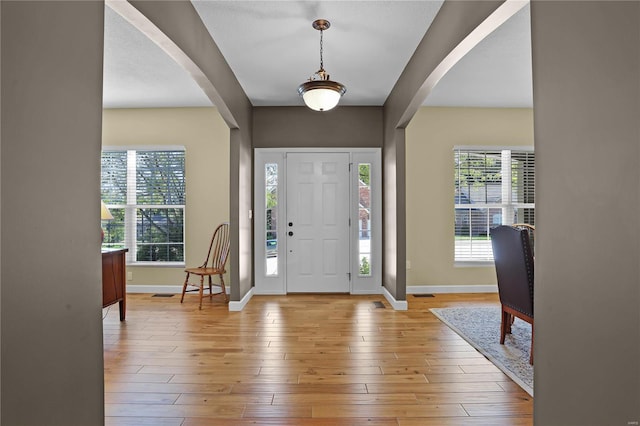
top-left (360, 256), bottom-right (370, 275)
top-left (454, 152), bottom-right (501, 198)
top-left (359, 164), bottom-right (370, 185)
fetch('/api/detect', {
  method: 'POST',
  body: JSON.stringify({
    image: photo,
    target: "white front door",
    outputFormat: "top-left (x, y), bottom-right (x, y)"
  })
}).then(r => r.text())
top-left (286, 153), bottom-right (350, 292)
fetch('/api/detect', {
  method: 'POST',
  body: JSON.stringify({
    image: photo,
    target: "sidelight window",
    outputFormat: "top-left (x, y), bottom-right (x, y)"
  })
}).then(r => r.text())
top-left (358, 163), bottom-right (372, 276)
top-left (265, 163), bottom-right (279, 276)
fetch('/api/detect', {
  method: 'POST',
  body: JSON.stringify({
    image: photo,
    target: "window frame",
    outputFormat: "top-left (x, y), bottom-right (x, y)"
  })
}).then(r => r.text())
top-left (101, 146), bottom-right (186, 266)
top-left (454, 146), bottom-right (535, 265)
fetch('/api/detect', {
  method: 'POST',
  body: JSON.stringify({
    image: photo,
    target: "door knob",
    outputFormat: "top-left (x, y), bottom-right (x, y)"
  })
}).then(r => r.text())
top-left (288, 231), bottom-right (294, 236)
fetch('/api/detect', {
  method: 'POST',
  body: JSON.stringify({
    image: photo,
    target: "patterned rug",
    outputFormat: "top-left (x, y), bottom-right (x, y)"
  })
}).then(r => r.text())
top-left (430, 306), bottom-right (533, 396)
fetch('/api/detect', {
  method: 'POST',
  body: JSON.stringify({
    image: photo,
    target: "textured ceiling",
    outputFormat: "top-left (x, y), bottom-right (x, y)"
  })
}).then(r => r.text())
top-left (103, 6), bottom-right (212, 108)
top-left (102, 1), bottom-right (532, 109)
top-left (425, 3), bottom-right (532, 108)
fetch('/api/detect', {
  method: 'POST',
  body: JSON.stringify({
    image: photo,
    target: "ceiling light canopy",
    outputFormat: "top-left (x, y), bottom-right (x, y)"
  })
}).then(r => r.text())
top-left (298, 19), bottom-right (346, 112)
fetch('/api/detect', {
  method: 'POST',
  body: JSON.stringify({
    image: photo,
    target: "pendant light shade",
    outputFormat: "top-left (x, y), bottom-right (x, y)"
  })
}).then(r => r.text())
top-left (298, 80), bottom-right (346, 112)
top-left (298, 19), bottom-right (346, 112)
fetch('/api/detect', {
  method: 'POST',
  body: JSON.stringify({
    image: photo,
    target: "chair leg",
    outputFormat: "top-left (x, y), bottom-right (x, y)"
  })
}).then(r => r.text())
top-left (208, 275), bottom-right (213, 300)
top-left (181, 272), bottom-right (190, 303)
top-left (529, 324), bottom-right (534, 365)
top-left (500, 308), bottom-right (508, 344)
top-left (198, 275), bottom-right (204, 310)
top-left (219, 273), bottom-right (228, 303)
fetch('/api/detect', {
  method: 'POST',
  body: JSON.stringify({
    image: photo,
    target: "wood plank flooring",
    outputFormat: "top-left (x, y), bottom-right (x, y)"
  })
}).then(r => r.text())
top-left (104, 293), bottom-right (533, 425)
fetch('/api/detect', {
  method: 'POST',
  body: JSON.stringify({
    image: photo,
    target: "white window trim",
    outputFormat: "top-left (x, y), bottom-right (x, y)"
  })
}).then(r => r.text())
top-left (351, 151), bottom-right (381, 294)
top-left (254, 151), bottom-right (286, 294)
top-left (102, 145), bottom-right (186, 152)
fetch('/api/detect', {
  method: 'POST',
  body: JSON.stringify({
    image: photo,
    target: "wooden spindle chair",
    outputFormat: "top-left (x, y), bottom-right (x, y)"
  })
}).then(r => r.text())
top-left (181, 222), bottom-right (230, 309)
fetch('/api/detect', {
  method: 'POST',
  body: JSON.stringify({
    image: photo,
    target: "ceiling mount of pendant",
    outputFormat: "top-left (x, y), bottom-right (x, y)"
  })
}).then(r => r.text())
top-left (312, 19), bottom-right (330, 31)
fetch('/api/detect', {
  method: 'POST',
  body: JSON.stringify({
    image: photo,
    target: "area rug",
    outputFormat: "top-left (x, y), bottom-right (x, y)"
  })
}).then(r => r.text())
top-left (430, 306), bottom-right (533, 396)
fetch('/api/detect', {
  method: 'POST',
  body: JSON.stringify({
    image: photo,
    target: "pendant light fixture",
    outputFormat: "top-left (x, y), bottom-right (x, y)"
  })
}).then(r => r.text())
top-left (297, 19), bottom-right (346, 112)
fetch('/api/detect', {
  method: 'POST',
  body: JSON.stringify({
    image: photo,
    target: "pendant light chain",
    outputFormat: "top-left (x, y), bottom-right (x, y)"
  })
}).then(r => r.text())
top-left (319, 28), bottom-right (324, 71)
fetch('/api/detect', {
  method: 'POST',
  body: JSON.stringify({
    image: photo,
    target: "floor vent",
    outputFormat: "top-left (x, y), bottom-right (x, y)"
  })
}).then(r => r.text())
top-left (152, 294), bottom-right (175, 298)
top-left (413, 294), bottom-right (435, 298)
top-left (373, 301), bottom-right (386, 308)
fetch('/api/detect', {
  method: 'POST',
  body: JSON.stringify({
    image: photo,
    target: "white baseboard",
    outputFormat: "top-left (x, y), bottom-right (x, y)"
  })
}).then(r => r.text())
top-left (351, 287), bottom-right (383, 295)
top-left (407, 284), bottom-right (498, 294)
top-left (382, 286), bottom-right (408, 310)
top-left (229, 287), bottom-right (254, 312)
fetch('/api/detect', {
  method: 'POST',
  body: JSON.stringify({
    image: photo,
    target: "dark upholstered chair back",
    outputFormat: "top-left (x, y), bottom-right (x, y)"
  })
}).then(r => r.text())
top-left (490, 225), bottom-right (534, 318)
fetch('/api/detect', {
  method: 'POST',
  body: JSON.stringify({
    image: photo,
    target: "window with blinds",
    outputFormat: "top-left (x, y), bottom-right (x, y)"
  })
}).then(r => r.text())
top-left (101, 148), bottom-right (186, 264)
top-left (454, 147), bottom-right (535, 262)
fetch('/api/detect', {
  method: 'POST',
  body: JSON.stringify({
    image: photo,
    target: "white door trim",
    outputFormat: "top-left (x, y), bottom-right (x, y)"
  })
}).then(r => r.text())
top-left (254, 148), bottom-right (382, 295)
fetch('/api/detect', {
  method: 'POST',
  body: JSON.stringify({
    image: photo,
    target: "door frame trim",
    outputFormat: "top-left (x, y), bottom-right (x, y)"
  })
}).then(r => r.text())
top-left (253, 148), bottom-right (382, 295)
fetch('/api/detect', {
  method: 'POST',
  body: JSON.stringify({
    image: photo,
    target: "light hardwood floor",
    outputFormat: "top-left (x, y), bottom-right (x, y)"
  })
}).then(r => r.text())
top-left (104, 292), bottom-right (533, 425)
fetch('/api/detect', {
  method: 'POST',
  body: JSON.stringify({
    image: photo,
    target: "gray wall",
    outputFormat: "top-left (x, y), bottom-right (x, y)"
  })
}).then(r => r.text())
top-left (532, 1), bottom-right (640, 424)
top-left (0, 2), bottom-right (3, 415)
top-left (1, 1), bottom-right (105, 424)
top-left (253, 106), bottom-right (383, 148)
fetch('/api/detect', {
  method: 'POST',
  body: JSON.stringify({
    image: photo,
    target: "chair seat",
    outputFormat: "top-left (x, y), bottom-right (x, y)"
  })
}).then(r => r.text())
top-left (185, 267), bottom-right (226, 276)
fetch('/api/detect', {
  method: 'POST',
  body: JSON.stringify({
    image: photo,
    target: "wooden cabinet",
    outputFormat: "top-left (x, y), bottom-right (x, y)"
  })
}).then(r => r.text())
top-left (102, 248), bottom-right (128, 321)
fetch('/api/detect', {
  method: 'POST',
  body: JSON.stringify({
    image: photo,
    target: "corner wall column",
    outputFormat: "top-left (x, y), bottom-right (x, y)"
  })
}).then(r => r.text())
top-left (1, 2), bottom-right (106, 424)
top-left (382, 127), bottom-right (407, 301)
top-left (531, 1), bottom-right (640, 423)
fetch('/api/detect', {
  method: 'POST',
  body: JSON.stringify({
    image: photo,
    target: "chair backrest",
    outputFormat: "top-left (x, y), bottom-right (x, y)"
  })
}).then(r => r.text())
top-left (490, 225), bottom-right (534, 318)
top-left (202, 222), bottom-right (230, 270)
top-left (512, 223), bottom-right (535, 255)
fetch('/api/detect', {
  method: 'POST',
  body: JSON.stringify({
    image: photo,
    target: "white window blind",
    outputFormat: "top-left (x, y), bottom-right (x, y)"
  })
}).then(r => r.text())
top-left (101, 149), bottom-right (186, 264)
top-left (454, 148), bottom-right (535, 262)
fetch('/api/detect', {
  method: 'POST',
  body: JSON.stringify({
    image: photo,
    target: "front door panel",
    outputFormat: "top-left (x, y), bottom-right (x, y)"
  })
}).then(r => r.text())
top-left (286, 153), bottom-right (350, 292)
